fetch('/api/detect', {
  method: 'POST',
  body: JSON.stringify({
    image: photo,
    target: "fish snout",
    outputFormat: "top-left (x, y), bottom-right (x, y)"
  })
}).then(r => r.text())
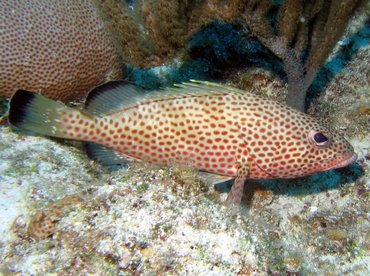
top-left (332, 151), bottom-right (358, 170)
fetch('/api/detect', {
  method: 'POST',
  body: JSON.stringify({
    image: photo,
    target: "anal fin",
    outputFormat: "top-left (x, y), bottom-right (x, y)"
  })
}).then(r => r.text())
top-left (85, 142), bottom-right (132, 167)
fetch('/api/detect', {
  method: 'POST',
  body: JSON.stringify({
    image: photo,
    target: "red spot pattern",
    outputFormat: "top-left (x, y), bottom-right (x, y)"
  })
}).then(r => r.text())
top-left (55, 88), bottom-right (354, 180)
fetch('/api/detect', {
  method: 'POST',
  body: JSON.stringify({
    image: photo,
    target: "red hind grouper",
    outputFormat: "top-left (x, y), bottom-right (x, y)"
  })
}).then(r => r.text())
top-left (8, 81), bottom-right (357, 204)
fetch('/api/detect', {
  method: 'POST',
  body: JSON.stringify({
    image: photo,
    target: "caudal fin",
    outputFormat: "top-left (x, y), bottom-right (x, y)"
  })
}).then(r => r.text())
top-left (8, 90), bottom-right (78, 138)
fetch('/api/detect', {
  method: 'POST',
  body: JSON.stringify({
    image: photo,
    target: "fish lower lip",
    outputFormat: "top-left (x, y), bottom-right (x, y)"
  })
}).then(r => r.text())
top-left (332, 152), bottom-right (358, 169)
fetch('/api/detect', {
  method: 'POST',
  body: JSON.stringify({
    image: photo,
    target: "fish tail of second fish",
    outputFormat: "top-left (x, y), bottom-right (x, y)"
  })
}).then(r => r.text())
top-left (8, 90), bottom-right (93, 140)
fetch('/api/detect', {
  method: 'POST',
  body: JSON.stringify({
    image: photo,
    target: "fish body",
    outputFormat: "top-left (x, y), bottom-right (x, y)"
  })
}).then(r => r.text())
top-left (8, 81), bottom-right (357, 204)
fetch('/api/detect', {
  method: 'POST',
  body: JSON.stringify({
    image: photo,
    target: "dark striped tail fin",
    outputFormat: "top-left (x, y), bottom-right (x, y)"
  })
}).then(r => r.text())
top-left (9, 90), bottom-right (75, 138)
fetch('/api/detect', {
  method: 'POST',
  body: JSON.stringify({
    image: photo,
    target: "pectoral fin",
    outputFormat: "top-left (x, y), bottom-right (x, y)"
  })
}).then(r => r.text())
top-left (198, 172), bottom-right (234, 192)
top-left (199, 172), bottom-right (234, 185)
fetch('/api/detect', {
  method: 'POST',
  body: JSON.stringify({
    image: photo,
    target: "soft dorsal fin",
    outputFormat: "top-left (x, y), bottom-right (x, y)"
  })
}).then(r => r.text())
top-left (84, 81), bottom-right (146, 116)
top-left (84, 80), bottom-right (243, 116)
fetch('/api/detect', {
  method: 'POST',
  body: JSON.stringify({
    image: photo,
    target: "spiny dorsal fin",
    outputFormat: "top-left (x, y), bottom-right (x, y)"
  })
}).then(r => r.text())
top-left (84, 80), bottom-right (244, 116)
top-left (161, 80), bottom-right (244, 98)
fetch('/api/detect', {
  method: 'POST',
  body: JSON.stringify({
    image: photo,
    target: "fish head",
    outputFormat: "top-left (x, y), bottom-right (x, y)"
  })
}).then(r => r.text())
top-left (240, 104), bottom-right (357, 179)
top-left (286, 122), bottom-right (357, 177)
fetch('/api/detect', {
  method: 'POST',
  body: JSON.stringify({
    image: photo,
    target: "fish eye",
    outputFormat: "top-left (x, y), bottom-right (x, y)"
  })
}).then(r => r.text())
top-left (314, 132), bottom-right (328, 143)
top-left (309, 130), bottom-right (331, 148)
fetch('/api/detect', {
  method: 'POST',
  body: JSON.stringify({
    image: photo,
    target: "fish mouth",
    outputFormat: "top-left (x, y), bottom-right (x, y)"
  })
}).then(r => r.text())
top-left (328, 152), bottom-right (357, 170)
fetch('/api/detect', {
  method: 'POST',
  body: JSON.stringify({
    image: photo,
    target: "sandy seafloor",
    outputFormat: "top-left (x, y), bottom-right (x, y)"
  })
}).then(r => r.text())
top-left (1, 18), bottom-right (370, 276)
